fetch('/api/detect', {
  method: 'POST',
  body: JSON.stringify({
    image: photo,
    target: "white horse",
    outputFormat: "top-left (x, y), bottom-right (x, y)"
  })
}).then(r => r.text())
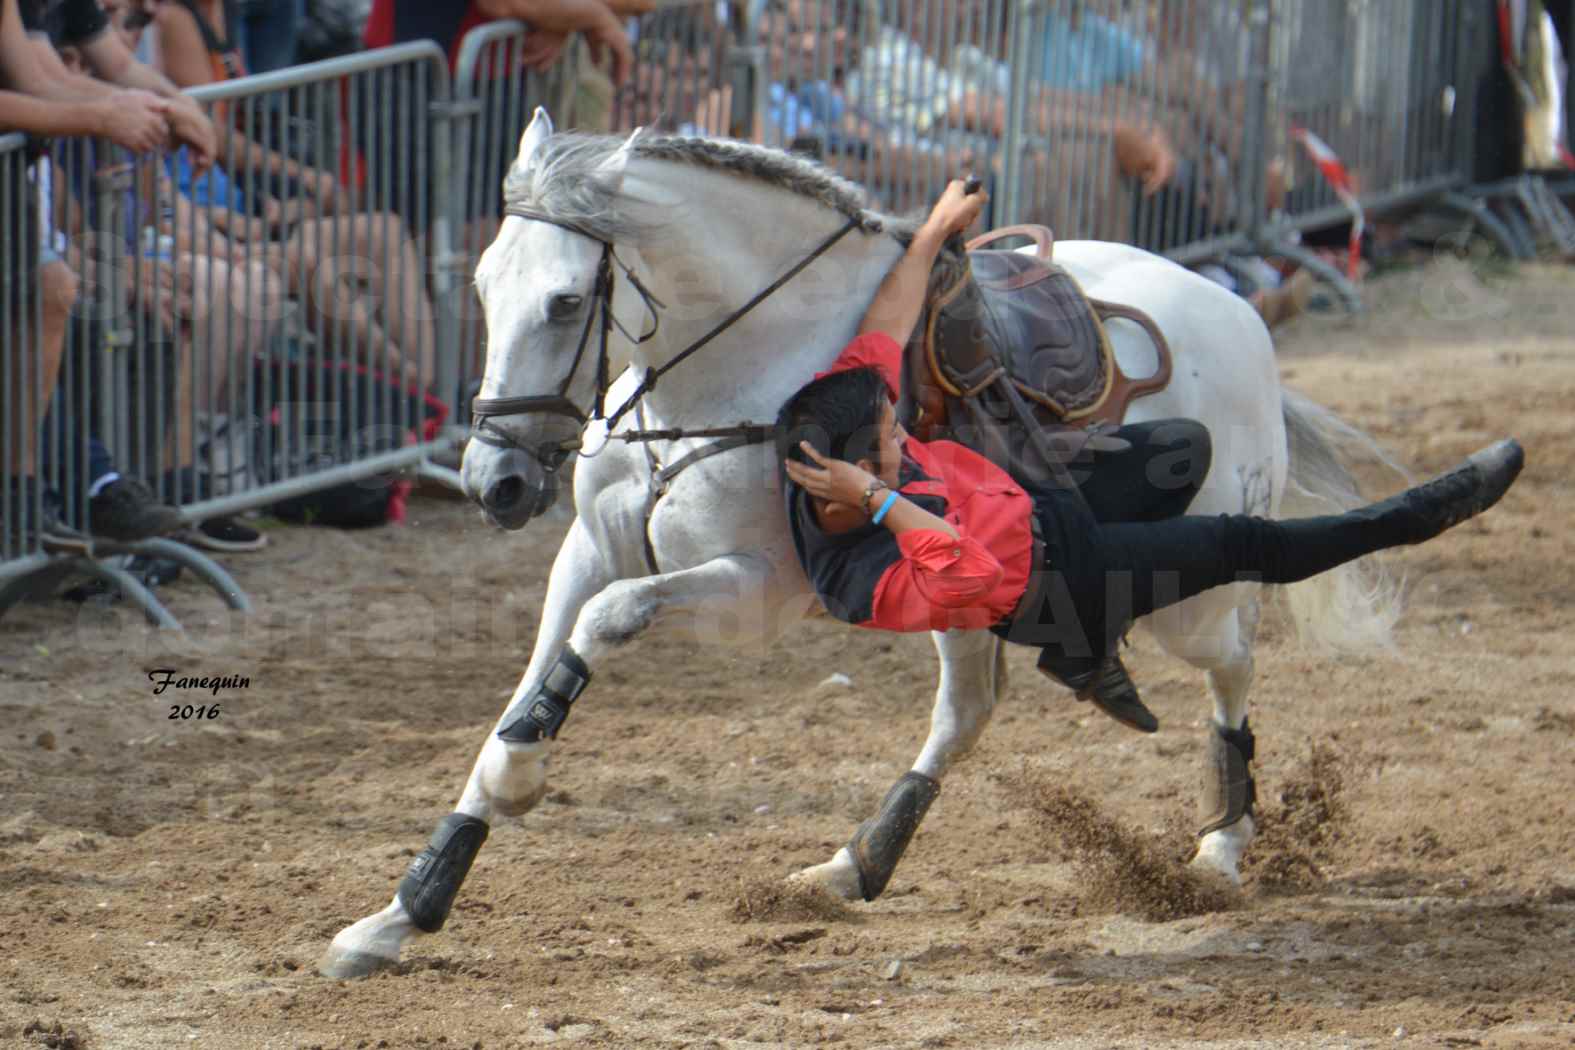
top-left (319, 111), bottom-right (1396, 978)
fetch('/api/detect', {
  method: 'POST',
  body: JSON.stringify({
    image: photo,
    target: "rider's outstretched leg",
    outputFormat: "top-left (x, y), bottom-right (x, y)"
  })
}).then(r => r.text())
top-left (1072, 440), bottom-right (1524, 645)
top-left (1127, 440), bottom-right (1520, 607)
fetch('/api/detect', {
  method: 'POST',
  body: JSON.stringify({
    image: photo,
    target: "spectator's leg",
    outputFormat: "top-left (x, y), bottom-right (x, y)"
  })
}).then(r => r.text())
top-left (5, 260), bottom-right (76, 475)
top-left (187, 252), bottom-right (289, 367)
top-left (363, 212), bottom-right (437, 384)
top-left (276, 224), bottom-right (401, 380)
top-left (285, 214), bottom-right (436, 386)
top-left (163, 253), bottom-right (279, 470)
top-left (141, 252), bottom-right (272, 551)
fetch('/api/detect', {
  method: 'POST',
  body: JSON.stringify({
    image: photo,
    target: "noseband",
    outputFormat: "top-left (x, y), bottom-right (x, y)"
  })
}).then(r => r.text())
top-left (469, 202), bottom-right (873, 469)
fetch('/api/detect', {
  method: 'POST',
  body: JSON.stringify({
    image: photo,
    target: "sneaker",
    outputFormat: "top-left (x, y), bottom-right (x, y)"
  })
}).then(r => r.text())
top-left (88, 478), bottom-right (185, 542)
top-left (1381, 439), bottom-right (1524, 543)
top-left (1053, 653), bottom-right (1160, 734)
top-left (187, 516), bottom-right (267, 553)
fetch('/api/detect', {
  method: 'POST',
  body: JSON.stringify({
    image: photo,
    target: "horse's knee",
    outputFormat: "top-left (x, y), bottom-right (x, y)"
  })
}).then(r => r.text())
top-left (574, 580), bottom-right (659, 655)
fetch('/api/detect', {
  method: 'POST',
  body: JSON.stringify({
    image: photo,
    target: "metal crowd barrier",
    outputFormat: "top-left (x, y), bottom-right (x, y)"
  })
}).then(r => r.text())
top-left (172, 41), bottom-right (460, 519)
top-left (1, 132), bottom-right (42, 567)
top-left (1, 45), bottom-right (463, 626)
top-left (612, 0), bottom-right (742, 136)
top-left (449, 20), bottom-right (584, 424)
top-left (0, 2), bottom-right (1536, 623)
top-left (597, 0), bottom-right (1504, 309)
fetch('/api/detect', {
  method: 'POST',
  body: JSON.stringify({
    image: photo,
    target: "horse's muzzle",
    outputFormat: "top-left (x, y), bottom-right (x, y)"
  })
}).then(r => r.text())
top-left (469, 448), bottom-right (560, 530)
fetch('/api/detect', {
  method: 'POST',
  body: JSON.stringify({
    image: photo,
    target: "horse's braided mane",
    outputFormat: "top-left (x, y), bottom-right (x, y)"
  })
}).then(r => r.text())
top-left (502, 131), bottom-right (921, 244)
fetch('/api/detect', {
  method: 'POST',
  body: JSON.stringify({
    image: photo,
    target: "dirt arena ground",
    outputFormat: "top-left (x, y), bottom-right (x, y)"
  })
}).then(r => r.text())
top-left (2, 258), bottom-right (1573, 1050)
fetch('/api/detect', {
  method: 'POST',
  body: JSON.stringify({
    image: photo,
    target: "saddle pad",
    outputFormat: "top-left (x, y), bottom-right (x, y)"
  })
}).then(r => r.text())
top-left (927, 250), bottom-right (1111, 419)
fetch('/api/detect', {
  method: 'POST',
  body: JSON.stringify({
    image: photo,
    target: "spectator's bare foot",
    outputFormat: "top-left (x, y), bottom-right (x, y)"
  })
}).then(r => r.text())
top-left (1251, 270), bottom-right (1315, 329)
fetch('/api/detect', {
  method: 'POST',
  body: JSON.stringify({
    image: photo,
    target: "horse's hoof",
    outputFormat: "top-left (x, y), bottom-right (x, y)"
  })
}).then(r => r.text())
top-left (791, 847), bottom-right (865, 902)
top-left (317, 944), bottom-right (399, 980)
top-left (1188, 847), bottom-right (1244, 888)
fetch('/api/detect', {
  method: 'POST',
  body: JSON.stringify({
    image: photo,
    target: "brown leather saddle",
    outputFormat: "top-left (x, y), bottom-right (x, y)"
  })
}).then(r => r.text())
top-left (899, 225), bottom-right (1174, 485)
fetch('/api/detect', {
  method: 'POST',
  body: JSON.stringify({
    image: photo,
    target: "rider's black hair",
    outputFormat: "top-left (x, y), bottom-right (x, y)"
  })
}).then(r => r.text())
top-left (776, 366), bottom-right (888, 476)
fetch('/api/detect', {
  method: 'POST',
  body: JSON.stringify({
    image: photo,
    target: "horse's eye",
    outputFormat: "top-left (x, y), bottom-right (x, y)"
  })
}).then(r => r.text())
top-left (548, 294), bottom-right (584, 321)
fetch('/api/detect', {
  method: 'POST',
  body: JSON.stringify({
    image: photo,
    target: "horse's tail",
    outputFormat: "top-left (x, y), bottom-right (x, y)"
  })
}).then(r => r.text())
top-left (1277, 389), bottom-right (1406, 651)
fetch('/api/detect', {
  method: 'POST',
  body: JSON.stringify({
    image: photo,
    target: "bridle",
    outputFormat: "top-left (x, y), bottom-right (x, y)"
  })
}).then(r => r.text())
top-left (469, 202), bottom-right (875, 471)
top-left (467, 206), bottom-right (656, 460)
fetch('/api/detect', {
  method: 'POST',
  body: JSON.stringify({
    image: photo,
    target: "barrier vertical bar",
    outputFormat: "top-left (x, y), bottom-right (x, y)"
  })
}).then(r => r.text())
top-left (1242, 0), bottom-right (1272, 245)
top-left (1, 137), bottom-right (21, 559)
top-left (998, 0), bottom-right (1035, 228)
top-left (92, 155), bottom-right (130, 473)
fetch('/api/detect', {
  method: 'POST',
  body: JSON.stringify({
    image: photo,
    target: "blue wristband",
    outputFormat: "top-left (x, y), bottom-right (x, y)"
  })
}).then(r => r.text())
top-left (871, 489), bottom-right (900, 525)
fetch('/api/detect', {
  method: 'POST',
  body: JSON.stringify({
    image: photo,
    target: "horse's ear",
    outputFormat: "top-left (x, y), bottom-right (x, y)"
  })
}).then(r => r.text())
top-left (515, 107), bottom-right (554, 173)
top-left (594, 126), bottom-right (644, 191)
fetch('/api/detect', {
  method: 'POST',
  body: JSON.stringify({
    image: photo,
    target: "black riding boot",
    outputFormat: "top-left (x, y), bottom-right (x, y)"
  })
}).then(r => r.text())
top-left (1036, 646), bottom-right (1159, 734)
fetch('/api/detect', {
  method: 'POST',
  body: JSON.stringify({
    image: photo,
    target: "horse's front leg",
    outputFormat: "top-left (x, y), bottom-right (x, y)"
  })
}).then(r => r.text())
top-left (319, 519), bottom-right (611, 979)
top-left (795, 628), bottom-right (1004, 901)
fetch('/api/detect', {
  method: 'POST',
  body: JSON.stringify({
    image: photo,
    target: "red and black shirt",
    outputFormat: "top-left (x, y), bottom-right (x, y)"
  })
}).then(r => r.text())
top-left (786, 333), bottom-right (1037, 633)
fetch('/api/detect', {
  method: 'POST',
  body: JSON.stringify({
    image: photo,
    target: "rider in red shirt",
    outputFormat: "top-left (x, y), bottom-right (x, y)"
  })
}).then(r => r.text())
top-left (781, 181), bottom-right (1524, 732)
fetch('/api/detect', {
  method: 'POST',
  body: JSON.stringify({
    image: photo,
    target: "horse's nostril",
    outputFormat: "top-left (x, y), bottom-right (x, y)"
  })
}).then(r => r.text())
top-left (489, 475), bottom-right (526, 512)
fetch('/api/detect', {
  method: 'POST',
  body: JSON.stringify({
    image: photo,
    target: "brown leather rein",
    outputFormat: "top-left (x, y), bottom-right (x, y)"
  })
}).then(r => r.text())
top-left (469, 204), bottom-right (873, 472)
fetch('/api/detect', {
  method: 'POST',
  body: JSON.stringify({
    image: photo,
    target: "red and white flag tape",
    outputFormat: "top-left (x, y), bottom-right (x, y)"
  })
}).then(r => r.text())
top-left (1293, 125), bottom-right (1364, 281)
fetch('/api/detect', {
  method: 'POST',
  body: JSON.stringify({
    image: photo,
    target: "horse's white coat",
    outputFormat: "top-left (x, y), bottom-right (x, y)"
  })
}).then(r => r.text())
top-left (323, 113), bottom-right (1388, 975)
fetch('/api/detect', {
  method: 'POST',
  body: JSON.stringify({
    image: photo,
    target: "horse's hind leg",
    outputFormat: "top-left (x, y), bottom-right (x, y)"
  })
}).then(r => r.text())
top-left (1158, 597), bottom-right (1261, 886)
top-left (795, 629), bottom-right (1003, 901)
top-left (319, 520), bottom-right (609, 978)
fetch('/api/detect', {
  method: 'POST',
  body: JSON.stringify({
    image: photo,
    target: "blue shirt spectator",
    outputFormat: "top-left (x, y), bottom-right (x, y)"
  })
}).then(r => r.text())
top-left (1037, 10), bottom-right (1146, 94)
top-left (765, 77), bottom-right (845, 142)
top-left (168, 147), bottom-right (245, 213)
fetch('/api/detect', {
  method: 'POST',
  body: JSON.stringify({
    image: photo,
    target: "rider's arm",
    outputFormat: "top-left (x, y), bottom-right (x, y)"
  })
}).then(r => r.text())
top-left (787, 441), bottom-right (1002, 623)
top-left (874, 526), bottom-right (1004, 622)
top-left (856, 178), bottom-right (983, 348)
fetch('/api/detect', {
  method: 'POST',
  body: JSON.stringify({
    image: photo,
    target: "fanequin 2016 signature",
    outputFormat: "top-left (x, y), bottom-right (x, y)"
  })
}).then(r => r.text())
top-left (147, 669), bottom-right (251, 696)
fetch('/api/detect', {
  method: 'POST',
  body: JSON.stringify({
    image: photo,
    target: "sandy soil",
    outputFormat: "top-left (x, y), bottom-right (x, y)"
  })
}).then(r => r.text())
top-left (2, 258), bottom-right (1573, 1050)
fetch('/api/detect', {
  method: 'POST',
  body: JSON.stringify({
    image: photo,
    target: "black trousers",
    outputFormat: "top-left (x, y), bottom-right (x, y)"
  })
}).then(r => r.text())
top-left (998, 419), bottom-right (1415, 677)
